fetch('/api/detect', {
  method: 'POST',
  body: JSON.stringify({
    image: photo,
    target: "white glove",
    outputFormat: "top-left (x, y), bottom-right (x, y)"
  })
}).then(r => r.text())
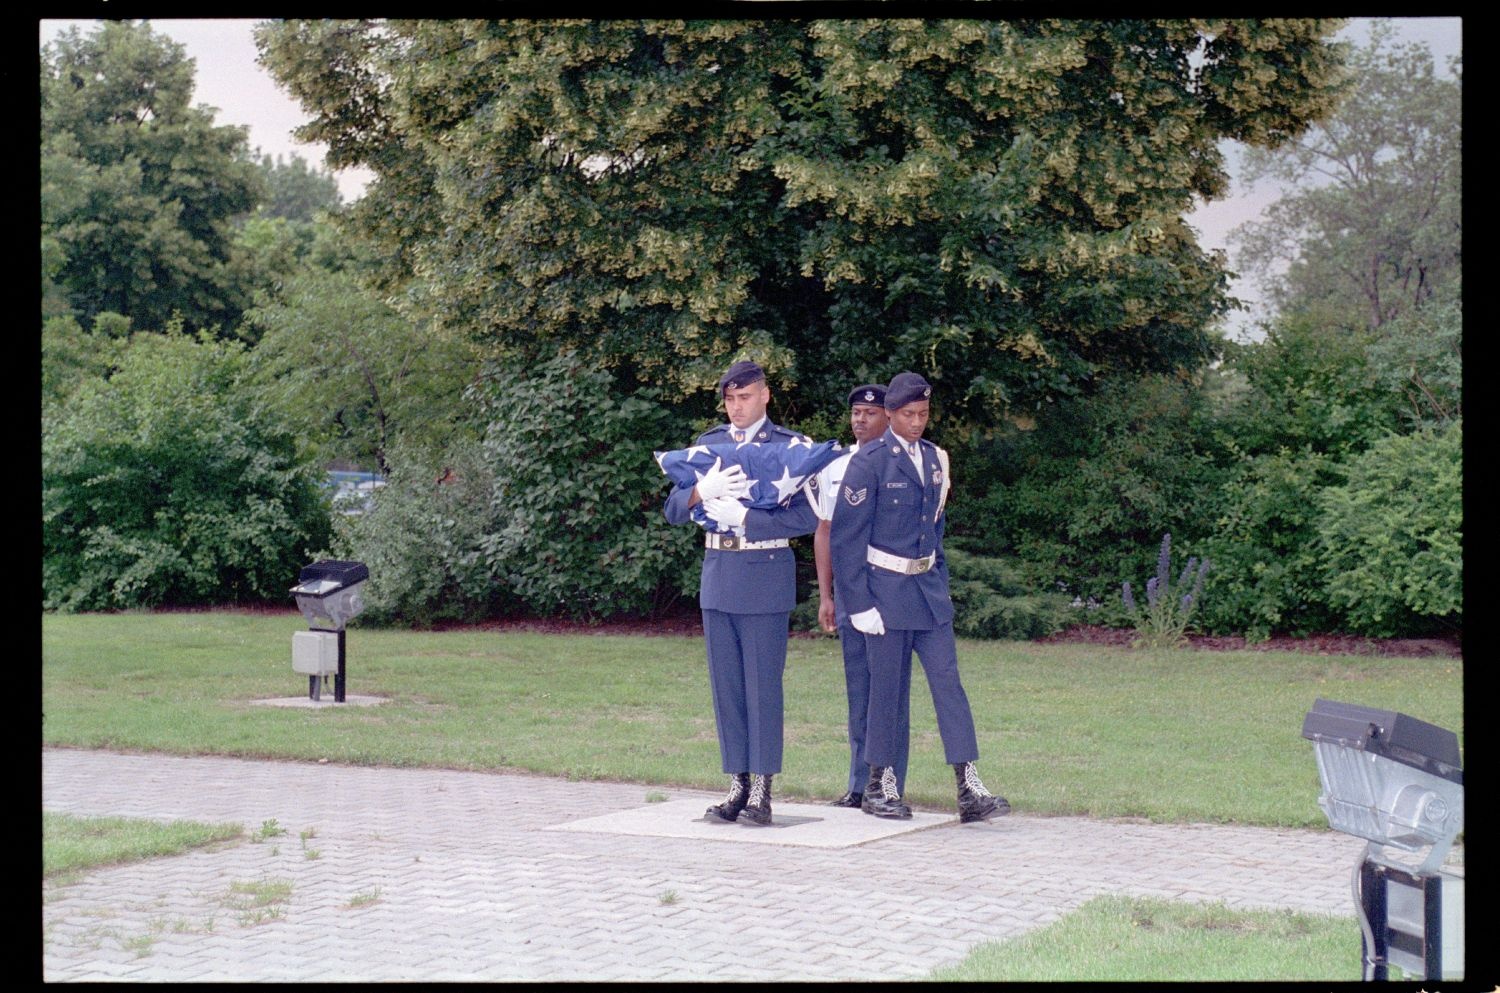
top-left (695, 457), bottom-right (751, 502)
top-left (850, 607), bottom-right (886, 635)
top-left (701, 495), bottom-right (749, 530)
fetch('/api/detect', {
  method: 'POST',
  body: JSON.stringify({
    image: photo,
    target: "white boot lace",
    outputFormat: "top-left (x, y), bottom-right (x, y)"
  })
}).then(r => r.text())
top-left (748, 774), bottom-right (770, 807)
top-left (962, 762), bottom-right (993, 798)
top-left (880, 766), bottom-right (902, 801)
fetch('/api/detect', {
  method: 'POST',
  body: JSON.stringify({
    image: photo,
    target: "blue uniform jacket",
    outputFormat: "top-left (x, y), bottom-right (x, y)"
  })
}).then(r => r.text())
top-left (829, 427), bottom-right (953, 630)
top-left (663, 420), bottom-right (820, 614)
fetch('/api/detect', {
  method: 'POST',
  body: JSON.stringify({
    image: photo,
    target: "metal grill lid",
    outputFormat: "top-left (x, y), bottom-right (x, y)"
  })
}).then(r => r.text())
top-left (1301, 697), bottom-right (1462, 785)
top-left (294, 560), bottom-right (370, 590)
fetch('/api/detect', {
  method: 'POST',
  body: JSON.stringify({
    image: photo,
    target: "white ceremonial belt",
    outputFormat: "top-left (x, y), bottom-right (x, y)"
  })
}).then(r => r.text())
top-left (705, 533), bottom-right (789, 551)
top-left (866, 547), bottom-right (936, 575)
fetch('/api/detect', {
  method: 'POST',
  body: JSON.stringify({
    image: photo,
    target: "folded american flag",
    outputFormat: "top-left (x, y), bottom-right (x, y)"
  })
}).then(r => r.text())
top-left (655, 438), bottom-right (844, 532)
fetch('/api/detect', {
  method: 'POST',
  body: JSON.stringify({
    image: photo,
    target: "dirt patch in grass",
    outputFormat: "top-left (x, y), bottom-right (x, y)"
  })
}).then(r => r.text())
top-left (1035, 624), bottom-right (1462, 659)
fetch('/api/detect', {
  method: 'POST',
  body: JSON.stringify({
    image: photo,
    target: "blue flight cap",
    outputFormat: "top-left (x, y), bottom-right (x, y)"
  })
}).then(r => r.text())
top-left (847, 384), bottom-right (887, 408)
top-left (719, 360), bottom-right (766, 394)
top-left (884, 372), bottom-right (933, 410)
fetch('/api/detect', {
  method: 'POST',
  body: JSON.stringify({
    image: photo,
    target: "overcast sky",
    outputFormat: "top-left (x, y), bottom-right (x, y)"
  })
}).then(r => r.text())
top-left (41, 17), bottom-right (1461, 339)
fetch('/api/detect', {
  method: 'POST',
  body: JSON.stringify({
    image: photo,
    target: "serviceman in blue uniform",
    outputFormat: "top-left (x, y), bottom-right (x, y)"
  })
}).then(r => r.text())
top-left (663, 360), bottom-right (820, 826)
top-left (805, 383), bottom-right (910, 808)
top-left (830, 372), bottom-right (1010, 823)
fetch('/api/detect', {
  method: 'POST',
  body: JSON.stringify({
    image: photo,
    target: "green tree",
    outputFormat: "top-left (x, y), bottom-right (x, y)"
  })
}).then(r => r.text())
top-left (255, 151), bottom-right (343, 222)
top-left (1364, 296), bottom-right (1461, 431)
top-left (257, 18), bottom-right (1345, 425)
top-left (245, 247), bottom-right (484, 475)
top-left (1216, 308), bottom-right (1401, 461)
top-left (231, 215), bottom-right (323, 318)
top-left (42, 313), bottom-right (130, 409)
top-left (1231, 20), bottom-right (1461, 327)
top-left (41, 20), bottom-right (264, 334)
top-left (43, 330), bottom-right (332, 611)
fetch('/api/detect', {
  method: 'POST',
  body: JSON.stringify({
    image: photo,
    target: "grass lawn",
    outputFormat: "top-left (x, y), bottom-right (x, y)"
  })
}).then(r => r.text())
top-left (930, 895), bottom-right (1360, 982)
top-left (41, 610), bottom-right (1462, 826)
top-left (43, 812), bottom-right (243, 882)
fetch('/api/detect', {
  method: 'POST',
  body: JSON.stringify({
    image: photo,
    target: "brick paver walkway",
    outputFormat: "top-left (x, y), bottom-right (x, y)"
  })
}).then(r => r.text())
top-left (43, 748), bottom-right (1375, 982)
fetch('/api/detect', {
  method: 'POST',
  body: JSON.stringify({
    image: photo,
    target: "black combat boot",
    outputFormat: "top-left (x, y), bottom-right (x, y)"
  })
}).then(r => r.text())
top-left (860, 765), bottom-right (912, 819)
top-left (955, 761), bottom-right (1011, 823)
top-left (740, 773), bottom-right (774, 825)
top-left (827, 790), bottom-right (863, 807)
top-left (706, 773), bottom-right (750, 822)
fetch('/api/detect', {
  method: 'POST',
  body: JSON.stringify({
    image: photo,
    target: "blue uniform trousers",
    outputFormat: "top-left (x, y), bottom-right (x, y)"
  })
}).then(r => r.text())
top-left (864, 622), bottom-right (979, 767)
top-left (839, 619), bottom-right (909, 793)
top-left (702, 609), bottom-right (788, 775)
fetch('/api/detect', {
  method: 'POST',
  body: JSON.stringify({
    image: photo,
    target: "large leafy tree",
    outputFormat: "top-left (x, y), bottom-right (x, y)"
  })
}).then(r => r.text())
top-left (257, 19), bottom-right (1345, 427)
top-left (1231, 20), bottom-right (1461, 328)
top-left (246, 262), bottom-right (483, 475)
top-left (41, 20), bottom-right (263, 333)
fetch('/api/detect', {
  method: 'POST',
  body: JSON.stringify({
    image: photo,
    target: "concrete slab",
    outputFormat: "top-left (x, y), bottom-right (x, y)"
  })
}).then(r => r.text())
top-left (550, 798), bottom-right (953, 848)
top-left (248, 694), bottom-right (390, 709)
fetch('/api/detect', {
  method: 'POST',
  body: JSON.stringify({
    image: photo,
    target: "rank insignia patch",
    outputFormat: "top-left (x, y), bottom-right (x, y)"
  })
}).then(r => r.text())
top-left (843, 486), bottom-right (868, 507)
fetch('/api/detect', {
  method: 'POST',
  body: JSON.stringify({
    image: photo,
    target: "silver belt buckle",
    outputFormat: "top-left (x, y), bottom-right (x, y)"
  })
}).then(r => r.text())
top-left (912, 557), bottom-right (930, 574)
top-left (718, 534), bottom-right (738, 551)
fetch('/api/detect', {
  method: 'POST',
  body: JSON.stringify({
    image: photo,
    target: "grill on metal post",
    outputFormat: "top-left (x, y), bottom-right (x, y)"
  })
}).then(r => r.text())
top-left (1301, 698), bottom-right (1464, 981)
top-left (289, 560), bottom-right (369, 703)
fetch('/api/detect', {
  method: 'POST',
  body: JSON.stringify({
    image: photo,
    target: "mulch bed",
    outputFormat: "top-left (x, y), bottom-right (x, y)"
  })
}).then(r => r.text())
top-left (179, 605), bottom-right (1463, 658)
top-left (1035, 624), bottom-right (1462, 659)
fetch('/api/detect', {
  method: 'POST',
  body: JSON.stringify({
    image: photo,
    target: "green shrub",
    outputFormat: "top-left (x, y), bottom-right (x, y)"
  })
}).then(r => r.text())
top-left (1191, 448), bottom-right (1342, 640)
top-left (336, 353), bottom-right (707, 626)
top-left (946, 549), bottom-right (1073, 641)
top-left (474, 352), bottom-right (702, 620)
top-left (43, 331), bottom-right (331, 611)
top-left (42, 313), bottom-right (129, 407)
top-left (335, 440), bottom-right (511, 627)
top-left (789, 549), bottom-right (1071, 641)
top-left (949, 374), bottom-right (1226, 607)
top-left (790, 591), bottom-right (833, 636)
top-left (1316, 421), bottom-right (1462, 636)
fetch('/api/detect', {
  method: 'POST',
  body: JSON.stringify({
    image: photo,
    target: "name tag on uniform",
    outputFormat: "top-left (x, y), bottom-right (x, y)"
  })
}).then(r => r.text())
top-left (884, 481), bottom-right (908, 489)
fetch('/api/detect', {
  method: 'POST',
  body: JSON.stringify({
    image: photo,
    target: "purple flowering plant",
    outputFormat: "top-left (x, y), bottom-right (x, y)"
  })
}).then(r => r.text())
top-left (1120, 533), bottom-right (1210, 648)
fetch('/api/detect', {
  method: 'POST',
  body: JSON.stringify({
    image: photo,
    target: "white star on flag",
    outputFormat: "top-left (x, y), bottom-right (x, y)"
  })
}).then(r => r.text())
top-left (769, 465), bottom-right (805, 503)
